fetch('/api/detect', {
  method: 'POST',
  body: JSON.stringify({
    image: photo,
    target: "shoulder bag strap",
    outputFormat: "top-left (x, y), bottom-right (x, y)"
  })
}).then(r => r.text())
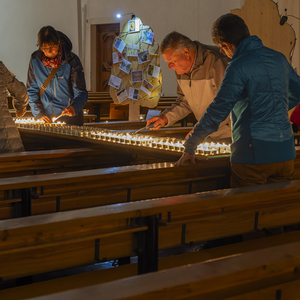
top-left (39, 65), bottom-right (61, 98)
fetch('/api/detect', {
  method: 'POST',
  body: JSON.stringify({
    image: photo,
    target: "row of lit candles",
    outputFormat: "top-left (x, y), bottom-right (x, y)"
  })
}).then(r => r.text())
top-left (14, 118), bottom-right (231, 156)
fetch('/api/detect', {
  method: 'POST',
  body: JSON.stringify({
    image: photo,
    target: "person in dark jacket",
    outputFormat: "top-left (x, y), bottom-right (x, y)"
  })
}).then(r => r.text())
top-left (0, 62), bottom-right (28, 152)
top-left (175, 14), bottom-right (300, 187)
top-left (27, 26), bottom-right (88, 125)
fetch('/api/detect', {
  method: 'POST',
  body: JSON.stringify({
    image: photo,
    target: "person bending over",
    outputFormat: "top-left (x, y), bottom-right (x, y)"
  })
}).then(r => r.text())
top-left (27, 25), bottom-right (88, 125)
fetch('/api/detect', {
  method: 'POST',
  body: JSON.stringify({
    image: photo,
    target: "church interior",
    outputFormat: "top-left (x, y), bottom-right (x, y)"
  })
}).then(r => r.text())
top-left (1, 0), bottom-right (300, 299)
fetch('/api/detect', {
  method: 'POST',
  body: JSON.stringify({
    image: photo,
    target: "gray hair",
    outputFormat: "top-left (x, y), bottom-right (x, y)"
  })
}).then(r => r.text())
top-left (160, 31), bottom-right (196, 54)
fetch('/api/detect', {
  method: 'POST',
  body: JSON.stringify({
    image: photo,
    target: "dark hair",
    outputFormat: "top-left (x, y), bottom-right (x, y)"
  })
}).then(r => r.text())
top-left (160, 31), bottom-right (196, 54)
top-left (212, 13), bottom-right (250, 47)
top-left (37, 25), bottom-right (60, 48)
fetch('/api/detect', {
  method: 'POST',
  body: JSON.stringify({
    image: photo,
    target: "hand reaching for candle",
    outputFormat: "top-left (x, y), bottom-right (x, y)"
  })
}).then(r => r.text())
top-left (174, 152), bottom-right (196, 166)
top-left (40, 115), bottom-right (52, 123)
top-left (146, 115), bottom-right (168, 130)
top-left (15, 107), bottom-right (27, 118)
top-left (62, 105), bottom-right (75, 117)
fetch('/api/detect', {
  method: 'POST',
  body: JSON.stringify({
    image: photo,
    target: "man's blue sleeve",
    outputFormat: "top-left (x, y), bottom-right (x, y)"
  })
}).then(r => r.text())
top-left (184, 64), bottom-right (244, 154)
top-left (70, 56), bottom-right (88, 114)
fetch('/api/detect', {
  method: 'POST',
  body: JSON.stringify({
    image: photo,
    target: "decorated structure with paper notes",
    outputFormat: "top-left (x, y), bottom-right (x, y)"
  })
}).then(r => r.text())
top-left (109, 16), bottom-right (162, 120)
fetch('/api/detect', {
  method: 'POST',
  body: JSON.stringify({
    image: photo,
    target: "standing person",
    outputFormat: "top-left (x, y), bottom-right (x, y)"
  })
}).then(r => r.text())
top-left (0, 62), bottom-right (28, 152)
top-left (27, 26), bottom-right (88, 125)
top-left (175, 14), bottom-right (300, 188)
top-left (147, 31), bottom-right (231, 142)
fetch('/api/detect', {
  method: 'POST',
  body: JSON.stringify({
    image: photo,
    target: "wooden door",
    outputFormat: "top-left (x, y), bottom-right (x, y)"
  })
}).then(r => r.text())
top-left (96, 23), bottom-right (120, 92)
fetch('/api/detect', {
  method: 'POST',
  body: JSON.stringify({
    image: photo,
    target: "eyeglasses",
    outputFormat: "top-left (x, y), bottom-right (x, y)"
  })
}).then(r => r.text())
top-left (39, 44), bottom-right (60, 52)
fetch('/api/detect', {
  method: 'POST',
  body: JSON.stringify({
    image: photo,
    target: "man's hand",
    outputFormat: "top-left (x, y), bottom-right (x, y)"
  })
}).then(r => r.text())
top-left (146, 115), bottom-right (168, 130)
top-left (62, 105), bottom-right (75, 117)
top-left (174, 152), bottom-right (196, 166)
top-left (41, 116), bottom-right (52, 123)
top-left (15, 108), bottom-right (27, 118)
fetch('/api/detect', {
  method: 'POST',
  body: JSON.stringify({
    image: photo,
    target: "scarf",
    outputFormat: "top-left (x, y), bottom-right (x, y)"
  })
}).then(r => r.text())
top-left (42, 45), bottom-right (63, 68)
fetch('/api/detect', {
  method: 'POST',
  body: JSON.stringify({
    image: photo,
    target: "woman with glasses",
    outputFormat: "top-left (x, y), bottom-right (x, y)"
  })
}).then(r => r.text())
top-left (27, 25), bottom-right (88, 125)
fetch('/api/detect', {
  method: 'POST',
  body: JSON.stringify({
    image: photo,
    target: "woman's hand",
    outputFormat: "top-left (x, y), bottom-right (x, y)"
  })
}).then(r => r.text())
top-left (41, 116), bottom-right (52, 123)
top-left (15, 108), bottom-right (27, 118)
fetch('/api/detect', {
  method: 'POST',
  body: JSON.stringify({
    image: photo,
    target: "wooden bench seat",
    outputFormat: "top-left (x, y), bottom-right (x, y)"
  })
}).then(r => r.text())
top-left (84, 94), bottom-right (177, 122)
top-left (38, 239), bottom-right (300, 300)
top-left (2, 229), bottom-right (300, 300)
top-left (1, 179), bottom-right (300, 298)
top-left (0, 159), bottom-right (230, 218)
top-left (84, 99), bottom-right (113, 122)
top-left (83, 114), bottom-right (97, 123)
top-left (1, 178), bottom-right (300, 274)
top-left (155, 101), bottom-right (175, 106)
top-left (0, 148), bottom-right (95, 178)
top-left (1, 148), bottom-right (300, 219)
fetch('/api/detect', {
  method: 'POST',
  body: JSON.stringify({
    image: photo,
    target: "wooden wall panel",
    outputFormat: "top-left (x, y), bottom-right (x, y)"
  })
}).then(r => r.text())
top-left (231, 0), bottom-right (295, 62)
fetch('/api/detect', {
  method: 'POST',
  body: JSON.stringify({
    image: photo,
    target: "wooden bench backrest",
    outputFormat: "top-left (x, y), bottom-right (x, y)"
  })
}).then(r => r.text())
top-left (1, 178), bottom-right (300, 279)
top-left (27, 239), bottom-right (300, 300)
top-left (0, 158), bottom-right (230, 219)
top-left (0, 148), bottom-right (96, 177)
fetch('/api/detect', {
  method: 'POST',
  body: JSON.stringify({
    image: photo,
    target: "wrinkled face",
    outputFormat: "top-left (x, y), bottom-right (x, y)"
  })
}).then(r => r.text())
top-left (162, 47), bottom-right (192, 75)
top-left (219, 42), bottom-right (236, 59)
top-left (40, 43), bottom-right (60, 59)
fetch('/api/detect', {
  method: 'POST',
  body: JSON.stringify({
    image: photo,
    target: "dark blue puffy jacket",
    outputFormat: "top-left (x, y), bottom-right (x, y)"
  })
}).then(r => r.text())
top-left (185, 36), bottom-right (300, 164)
top-left (27, 31), bottom-right (88, 120)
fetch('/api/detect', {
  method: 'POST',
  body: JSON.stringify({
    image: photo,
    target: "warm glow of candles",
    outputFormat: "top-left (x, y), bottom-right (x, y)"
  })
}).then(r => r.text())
top-left (14, 118), bottom-right (231, 157)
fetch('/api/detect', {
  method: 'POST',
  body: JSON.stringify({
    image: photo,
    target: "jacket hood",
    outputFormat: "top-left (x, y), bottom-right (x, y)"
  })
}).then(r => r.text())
top-left (232, 35), bottom-right (263, 60)
top-left (193, 41), bottom-right (227, 68)
top-left (58, 31), bottom-right (73, 60)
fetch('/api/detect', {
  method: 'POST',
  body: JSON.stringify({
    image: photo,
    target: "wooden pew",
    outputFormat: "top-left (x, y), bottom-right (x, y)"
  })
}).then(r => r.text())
top-left (0, 147), bottom-right (106, 179)
top-left (2, 136), bottom-right (298, 219)
top-left (3, 230), bottom-right (300, 299)
top-left (1, 179), bottom-right (300, 299)
top-left (85, 94), bottom-right (180, 123)
top-left (156, 101), bottom-right (175, 107)
top-left (84, 99), bottom-right (113, 122)
top-left (83, 114), bottom-right (97, 123)
top-left (20, 236), bottom-right (300, 300)
top-left (0, 159), bottom-right (231, 219)
top-left (88, 92), bottom-right (111, 97)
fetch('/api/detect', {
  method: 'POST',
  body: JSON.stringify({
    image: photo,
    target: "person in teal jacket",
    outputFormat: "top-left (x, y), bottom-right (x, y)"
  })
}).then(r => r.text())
top-left (27, 26), bottom-right (88, 125)
top-left (175, 13), bottom-right (300, 187)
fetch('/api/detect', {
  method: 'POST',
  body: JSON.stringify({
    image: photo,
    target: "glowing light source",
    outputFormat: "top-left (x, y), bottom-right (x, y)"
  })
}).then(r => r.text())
top-left (14, 118), bottom-right (231, 157)
top-left (115, 12), bottom-right (135, 19)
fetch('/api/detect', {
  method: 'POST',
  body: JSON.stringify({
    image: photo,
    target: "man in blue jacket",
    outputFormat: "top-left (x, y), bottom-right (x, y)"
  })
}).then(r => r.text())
top-left (175, 13), bottom-right (300, 187)
top-left (27, 26), bottom-right (88, 125)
